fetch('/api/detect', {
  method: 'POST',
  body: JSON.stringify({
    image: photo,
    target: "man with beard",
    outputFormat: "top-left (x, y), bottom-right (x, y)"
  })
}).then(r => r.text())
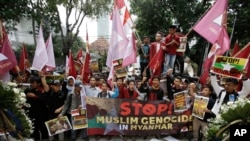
top-left (84, 76), bottom-right (101, 97)
top-left (120, 80), bottom-right (139, 99)
top-left (140, 76), bottom-right (164, 101)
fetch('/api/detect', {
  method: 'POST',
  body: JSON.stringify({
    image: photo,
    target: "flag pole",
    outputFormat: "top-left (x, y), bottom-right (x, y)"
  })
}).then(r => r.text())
top-left (226, 14), bottom-right (237, 56)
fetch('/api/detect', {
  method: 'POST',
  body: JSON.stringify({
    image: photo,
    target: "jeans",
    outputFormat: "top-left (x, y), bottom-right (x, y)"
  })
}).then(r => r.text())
top-left (163, 54), bottom-right (176, 75)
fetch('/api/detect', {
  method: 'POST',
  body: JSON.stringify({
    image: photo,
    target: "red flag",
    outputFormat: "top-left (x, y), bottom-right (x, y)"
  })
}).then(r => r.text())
top-left (0, 27), bottom-right (17, 75)
top-left (19, 43), bottom-right (29, 72)
top-left (81, 25), bottom-right (91, 84)
top-left (231, 40), bottom-right (240, 56)
top-left (31, 24), bottom-right (48, 71)
top-left (76, 48), bottom-right (83, 64)
top-left (148, 49), bottom-right (164, 77)
top-left (43, 33), bottom-right (56, 72)
top-left (233, 42), bottom-right (250, 58)
top-left (81, 53), bottom-right (91, 84)
top-left (68, 50), bottom-right (77, 78)
top-left (199, 27), bottom-right (230, 85)
top-left (233, 43), bottom-right (250, 78)
top-left (193, 0), bottom-right (228, 44)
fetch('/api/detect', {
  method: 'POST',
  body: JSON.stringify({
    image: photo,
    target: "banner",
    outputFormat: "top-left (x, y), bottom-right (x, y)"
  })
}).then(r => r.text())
top-left (211, 55), bottom-right (249, 79)
top-left (192, 96), bottom-right (209, 120)
top-left (86, 97), bottom-right (193, 135)
top-left (113, 59), bottom-right (127, 78)
top-left (45, 116), bottom-right (72, 136)
top-left (173, 91), bottom-right (187, 112)
top-left (71, 109), bottom-right (88, 130)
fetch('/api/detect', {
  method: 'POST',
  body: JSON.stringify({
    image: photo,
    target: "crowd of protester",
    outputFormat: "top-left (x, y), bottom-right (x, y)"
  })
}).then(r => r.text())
top-left (6, 25), bottom-right (250, 141)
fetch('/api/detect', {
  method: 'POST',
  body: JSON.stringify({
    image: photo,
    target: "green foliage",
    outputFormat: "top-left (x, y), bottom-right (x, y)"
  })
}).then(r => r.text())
top-left (0, 0), bottom-right (30, 29)
top-left (228, 0), bottom-right (250, 46)
top-left (130, 0), bottom-right (250, 75)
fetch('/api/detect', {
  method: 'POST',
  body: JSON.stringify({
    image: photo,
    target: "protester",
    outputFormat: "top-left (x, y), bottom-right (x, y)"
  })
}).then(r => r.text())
top-left (59, 81), bottom-right (88, 141)
top-left (149, 32), bottom-right (166, 76)
top-left (192, 85), bottom-right (216, 141)
top-left (24, 72), bottom-right (50, 140)
top-left (96, 82), bottom-right (119, 98)
top-left (163, 25), bottom-right (180, 75)
top-left (119, 80), bottom-right (139, 99)
top-left (138, 36), bottom-right (150, 78)
top-left (210, 72), bottom-right (250, 116)
top-left (47, 79), bottom-right (68, 141)
top-left (84, 76), bottom-right (101, 97)
top-left (166, 69), bottom-right (184, 100)
top-left (140, 76), bottom-right (164, 101)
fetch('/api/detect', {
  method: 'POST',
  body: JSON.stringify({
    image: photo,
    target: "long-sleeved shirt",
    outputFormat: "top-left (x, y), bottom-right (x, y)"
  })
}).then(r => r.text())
top-left (84, 85), bottom-right (101, 97)
top-left (210, 75), bottom-right (250, 115)
top-left (60, 92), bottom-right (81, 115)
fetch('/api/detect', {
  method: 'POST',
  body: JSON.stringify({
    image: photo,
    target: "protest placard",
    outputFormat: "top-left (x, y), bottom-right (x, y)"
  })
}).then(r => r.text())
top-left (113, 59), bottom-right (127, 78)
top-left (211, 55), bottom-right (249, 79)
top-left (173, 91), bottom-right (187, 112)
top-left (71, 109), bottom-right (88, 130)
top-left (45, 116), bottom-right (71, 136)
top-left (192, 96), bottom-right (209, 120)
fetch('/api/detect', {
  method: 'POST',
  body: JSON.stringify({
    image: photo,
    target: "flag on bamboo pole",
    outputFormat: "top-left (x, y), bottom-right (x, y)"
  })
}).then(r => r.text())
top-left (76, 48), bottom-right (83, 64)
top-left (231, 40), bottom-right (240, 56)
top-left (81, 25), bottom-right (91, 84)
top-left (19, 43), bottom-right (30, 72)
top-left (106, 6), bottom-right (129, 83)
top-left (43, 33), bottom-right (56, 72)
top-left (233, 42), bottom-right (250, 78)
top-left (199, 27), bottom-right (230, 85)
top-left (68, 49), bottom-right (77, 78)
top-left (31, 24), bottom-right (48, 71)
top-left (193, 0), bottom-right (228, 44)
top-left (122, 7), bottom-right (136, 67)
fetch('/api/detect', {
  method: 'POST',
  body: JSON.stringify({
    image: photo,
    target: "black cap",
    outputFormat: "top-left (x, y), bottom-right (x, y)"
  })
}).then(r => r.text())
top-left (74, 81), bottom-right (83, 87)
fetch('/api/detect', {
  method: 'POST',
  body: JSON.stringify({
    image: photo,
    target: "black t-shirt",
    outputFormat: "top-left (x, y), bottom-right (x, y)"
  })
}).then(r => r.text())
top-left (47, 89), bottom-right (67, 118)
top-left (24, 88), bottom-right (49, 119)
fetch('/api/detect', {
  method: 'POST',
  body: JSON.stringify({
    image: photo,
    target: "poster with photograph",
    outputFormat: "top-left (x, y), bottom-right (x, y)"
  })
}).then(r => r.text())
top-left (71, 109), bottom-right (88, 130)
top-left (113, 59), bottom-right (127, 78)
top-left (211, 55), bottom-right (249, 79)
top-left (173, 91), bottom-right (187, 112)
top-left (45, 116), bottom-right (72, 136)
top-left (90, 59), bottom-right (99, 73)
top-left (177, 37), bottom-right (187, 52)
top-left (192, 96), bottom-right (209, 120)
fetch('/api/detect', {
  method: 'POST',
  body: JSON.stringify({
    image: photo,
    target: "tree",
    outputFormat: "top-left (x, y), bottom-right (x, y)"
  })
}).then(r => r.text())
top-left (129, 0), bottom-right (250, 75)
top-left (29, 0), bottom-right (112, 56)
top-left (0, 0), bottom-right (30, 29)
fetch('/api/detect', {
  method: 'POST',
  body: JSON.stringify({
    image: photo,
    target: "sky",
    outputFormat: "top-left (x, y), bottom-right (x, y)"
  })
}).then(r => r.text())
top-left (58, 0), bottom-right (132, 43)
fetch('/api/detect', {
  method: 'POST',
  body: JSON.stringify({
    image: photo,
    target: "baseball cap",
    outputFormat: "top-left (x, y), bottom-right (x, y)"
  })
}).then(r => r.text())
top-left (53, 79), bottom-right (61, 85)
top-left (74, 81), bottom-right (83, 87)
